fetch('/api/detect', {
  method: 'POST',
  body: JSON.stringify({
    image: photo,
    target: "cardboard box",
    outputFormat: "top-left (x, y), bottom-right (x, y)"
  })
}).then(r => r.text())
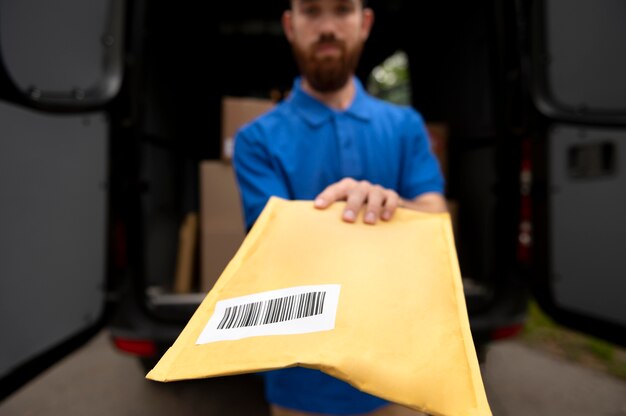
top-left (199, 96), bottom-right (274, 291)
top-left (199, 160), bottom-right (246, 292)
top-left (425, 122), bottom-right (449, 181)
top-left (221, 96), bottom-right (275, 161)
top-left (173, 212), bottom-right (199, 294)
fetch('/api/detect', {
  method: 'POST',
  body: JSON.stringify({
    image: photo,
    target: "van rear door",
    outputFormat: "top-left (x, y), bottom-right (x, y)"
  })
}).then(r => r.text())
top-left (0, 0), bottom-right (125, 398)
top-left (529, 0), bottom-right (626, 347)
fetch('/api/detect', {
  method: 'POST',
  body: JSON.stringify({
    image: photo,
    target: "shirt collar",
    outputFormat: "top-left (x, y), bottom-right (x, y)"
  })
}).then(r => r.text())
top-left (288, 76), bottom-right (372, 127)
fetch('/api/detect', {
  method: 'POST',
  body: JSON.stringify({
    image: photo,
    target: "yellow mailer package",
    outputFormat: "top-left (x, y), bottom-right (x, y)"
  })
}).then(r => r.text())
top-left (147, 197), bottom-right (491, 416)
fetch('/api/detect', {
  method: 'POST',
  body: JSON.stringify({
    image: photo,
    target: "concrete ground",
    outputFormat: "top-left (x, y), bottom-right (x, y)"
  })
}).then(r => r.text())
top-left (1, 330), bottom-right (626, 416)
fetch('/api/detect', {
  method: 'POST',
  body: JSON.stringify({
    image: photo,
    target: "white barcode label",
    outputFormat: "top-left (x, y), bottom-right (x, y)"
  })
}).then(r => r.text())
top-left (196, 284), bottom-right (341, 344)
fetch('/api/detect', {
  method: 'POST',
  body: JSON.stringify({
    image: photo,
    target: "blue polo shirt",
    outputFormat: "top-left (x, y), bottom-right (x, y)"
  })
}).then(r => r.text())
top-left (234, 77), bottom-right (444, 232)
top-left (232, 77), bottom-right (444, 414)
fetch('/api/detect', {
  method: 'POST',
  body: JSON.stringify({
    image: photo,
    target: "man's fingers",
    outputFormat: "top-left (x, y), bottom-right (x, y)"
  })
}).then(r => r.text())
top-left (314, 179), bottom-right (399, 225)
top-left (381, 190), bottom-right (400, 221)
top-left (314, 178), bottom-right (356, 209)
top-left (343, 180), bottom-right (370, 222)
top-left (364, 185), bottom-right (385, 224)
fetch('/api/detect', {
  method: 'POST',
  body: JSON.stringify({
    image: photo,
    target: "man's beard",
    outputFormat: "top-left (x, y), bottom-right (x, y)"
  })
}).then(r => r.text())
top-left (292, 35), bottom-right (363, 93)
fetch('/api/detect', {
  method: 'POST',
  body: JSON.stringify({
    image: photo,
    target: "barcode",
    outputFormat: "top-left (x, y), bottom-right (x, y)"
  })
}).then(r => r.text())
top-left (217, 291), bottom-right (327, 330)
top-left (196, 284), bottom-right (341, 344)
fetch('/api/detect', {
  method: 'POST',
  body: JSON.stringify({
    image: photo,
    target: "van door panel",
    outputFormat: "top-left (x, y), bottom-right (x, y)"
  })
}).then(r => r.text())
top-left (546, 0), bottom-right (626, 113)
top-left (549, 124), bottom-right (626, 327)
top-left (0, 0), bottom-right (125, 107)
top-left (532, 0), bottom-right (626, 124)
top-left (0, 101), bottom-right (108, 379)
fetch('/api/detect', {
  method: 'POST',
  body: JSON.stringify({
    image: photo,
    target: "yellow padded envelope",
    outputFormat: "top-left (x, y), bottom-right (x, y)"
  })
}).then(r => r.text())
top-left (147, 197), bottom-right (491, 416)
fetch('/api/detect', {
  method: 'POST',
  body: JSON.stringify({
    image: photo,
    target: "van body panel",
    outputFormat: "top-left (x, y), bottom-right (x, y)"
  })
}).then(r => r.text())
top-left (0, 102), bottom-right (108, 379)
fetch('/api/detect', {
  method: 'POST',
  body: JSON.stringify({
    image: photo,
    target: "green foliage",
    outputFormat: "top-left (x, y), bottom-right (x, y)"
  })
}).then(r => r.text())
top-left (587, 338), bottom-right (614, 361)
top-left (521, 299), bottom-right (626, 381)
top-left (366, 50), bottom-right (412, 105)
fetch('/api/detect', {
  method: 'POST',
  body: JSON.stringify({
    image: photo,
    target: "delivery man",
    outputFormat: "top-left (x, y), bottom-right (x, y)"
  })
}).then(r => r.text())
top-left (233, 0), bottom-right (447, 414)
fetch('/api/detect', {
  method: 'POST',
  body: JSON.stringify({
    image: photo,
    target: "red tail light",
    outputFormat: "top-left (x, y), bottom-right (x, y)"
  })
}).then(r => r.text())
top-left (112, 337), bottom-right (157, 357)
top-left (491, 323), bottom-right (524, 340)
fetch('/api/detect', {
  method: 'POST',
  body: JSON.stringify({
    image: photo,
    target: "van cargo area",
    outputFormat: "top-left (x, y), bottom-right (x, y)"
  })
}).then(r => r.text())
top-left (108, 0), bottom-right (528, 365)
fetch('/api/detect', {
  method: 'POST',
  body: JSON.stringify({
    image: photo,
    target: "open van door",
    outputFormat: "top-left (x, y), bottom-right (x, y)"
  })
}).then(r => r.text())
top-left (0, 0), bottom-right (125, 398)
top-left (529, 0), bottom-right (626, 347)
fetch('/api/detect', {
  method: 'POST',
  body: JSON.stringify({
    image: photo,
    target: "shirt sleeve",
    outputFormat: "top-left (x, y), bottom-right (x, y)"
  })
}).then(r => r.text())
top-left (233, 125), bottom-right (290, 231)
top-left (399, 109), bottom-right (445, 199)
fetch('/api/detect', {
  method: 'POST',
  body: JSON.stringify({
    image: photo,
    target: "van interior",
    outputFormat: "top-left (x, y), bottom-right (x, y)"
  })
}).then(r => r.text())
top-left (119, 1), bottom-right (527, 334)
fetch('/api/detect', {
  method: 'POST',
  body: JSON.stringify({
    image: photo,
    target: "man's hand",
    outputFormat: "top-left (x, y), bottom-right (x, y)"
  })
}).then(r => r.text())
top-left (314, 178), bottom-right (448, 224)
top-left (313, 178), bottom-right (398, 224)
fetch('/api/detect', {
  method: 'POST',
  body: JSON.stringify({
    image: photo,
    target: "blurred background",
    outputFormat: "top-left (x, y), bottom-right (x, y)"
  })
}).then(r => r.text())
top-left (1, 0), bottom-right (625, 414)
